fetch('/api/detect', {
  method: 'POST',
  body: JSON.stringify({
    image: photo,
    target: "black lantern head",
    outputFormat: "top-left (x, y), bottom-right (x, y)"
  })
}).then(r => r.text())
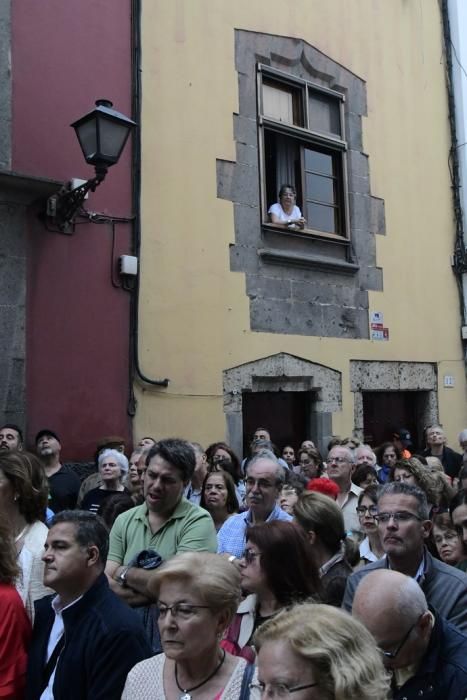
top-left (71, 99), bottom-right (136, 172)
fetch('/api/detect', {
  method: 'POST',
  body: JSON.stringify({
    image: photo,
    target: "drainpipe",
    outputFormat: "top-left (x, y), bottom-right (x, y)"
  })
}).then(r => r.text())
top-left (443, 1), bottom-right (467, 359)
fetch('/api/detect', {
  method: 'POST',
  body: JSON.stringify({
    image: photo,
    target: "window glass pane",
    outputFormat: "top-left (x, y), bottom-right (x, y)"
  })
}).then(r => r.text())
top-left (304, 149), bottom-right (333, 176)
top-left (306, 202), bottom-right (337, 233)
top-left (263, 81), bottom-right (302, 126)
top-left (308, 92), bottom-right (341, 136)
top-left (305, 172), bottom-right (335, 205)
top-left (263, 84), bottom-right (293, 123)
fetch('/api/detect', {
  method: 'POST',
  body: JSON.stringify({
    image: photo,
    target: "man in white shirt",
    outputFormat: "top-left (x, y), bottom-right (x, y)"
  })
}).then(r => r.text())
top-left (327, 445), bottom-right (362, 534)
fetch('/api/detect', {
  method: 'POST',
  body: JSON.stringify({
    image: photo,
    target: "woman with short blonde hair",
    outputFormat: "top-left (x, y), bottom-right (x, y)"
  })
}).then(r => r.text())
top-left (123, 552), bottom-right (257, 699)
top-left (254, 603), bottom-right (390, 700)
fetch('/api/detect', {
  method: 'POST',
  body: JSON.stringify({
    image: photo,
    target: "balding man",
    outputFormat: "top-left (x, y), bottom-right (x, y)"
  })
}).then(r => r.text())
top-left (217, 449), bottom-right (291, 558)
top-left (353, 570), bottom-right (467, 699)
top-left (327, 445), bottom-right (362, 534)
top-left (355, 444), bottom-right (376, 467)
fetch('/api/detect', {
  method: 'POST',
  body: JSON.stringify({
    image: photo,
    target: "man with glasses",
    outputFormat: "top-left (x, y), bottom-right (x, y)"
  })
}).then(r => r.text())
top-left (353, 569), bottom-right (467, 698)
top-left (327, 445), bottom-right (362, 534)
top-left (217, 449), bottom-right (291, 559)
top-left (343, 482), bottom-right (467, 632)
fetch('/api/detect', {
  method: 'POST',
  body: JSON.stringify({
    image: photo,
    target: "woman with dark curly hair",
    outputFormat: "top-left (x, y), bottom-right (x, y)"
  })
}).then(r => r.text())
top-left (390, 457), bottom-right (439, 509)
top-left (205, 442), bottom-right (245, 506)
top-left (296, 447), bottom-right (323, 480)
top-left (375, 441), bottom-right (401, 483)
top-left (0, 515), bottom-right (31, 698)
top-left (222, 520), bottom-right (320, 661)
top-left (200, 468), bottom-right (239, 531)
top-left (0, 451), bottom-right (51, 620)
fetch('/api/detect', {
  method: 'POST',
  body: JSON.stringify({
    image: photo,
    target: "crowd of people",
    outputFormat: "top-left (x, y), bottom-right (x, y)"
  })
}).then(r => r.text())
top-left (2, 421), bottom-right (467, 698)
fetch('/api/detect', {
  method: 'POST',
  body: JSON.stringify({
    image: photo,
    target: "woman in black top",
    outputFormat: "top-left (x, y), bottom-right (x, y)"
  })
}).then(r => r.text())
top-left (81, 448), bottom-right (129, 515)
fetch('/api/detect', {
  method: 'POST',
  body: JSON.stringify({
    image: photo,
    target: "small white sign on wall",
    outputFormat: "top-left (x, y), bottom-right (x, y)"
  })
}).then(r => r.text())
top-left (443, 375), bottom-right (455, 388)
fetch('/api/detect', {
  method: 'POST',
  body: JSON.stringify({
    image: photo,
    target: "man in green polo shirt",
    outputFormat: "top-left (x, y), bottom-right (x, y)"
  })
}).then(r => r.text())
top-left (105, 438), bottom-right (217, 608)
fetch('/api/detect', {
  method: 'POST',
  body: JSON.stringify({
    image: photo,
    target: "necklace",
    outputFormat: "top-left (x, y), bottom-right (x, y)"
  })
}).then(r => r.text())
top-left (175, 649), bottom-right (226, 700)
top-left (14, 525), bottom-right (28, 543)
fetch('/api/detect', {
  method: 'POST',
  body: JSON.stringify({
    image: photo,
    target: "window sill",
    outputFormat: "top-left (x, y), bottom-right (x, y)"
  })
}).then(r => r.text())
top-left (258, 247), bottom-right (359, 274)
top-left (262, 222), bottom-right (348, 244)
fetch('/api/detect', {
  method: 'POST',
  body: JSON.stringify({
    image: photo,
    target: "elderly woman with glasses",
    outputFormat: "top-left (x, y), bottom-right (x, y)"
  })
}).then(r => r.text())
top-left (222, 521), bottom-right (320, 662)
top-left (122, 552), bottom-right (258, 699)
top-left (268, 184), bottom-right (306, 229)
top-left (253, 602), bottom-right (390, 699)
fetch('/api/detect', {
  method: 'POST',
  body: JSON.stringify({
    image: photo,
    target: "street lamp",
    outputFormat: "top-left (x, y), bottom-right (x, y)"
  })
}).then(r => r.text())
top-left (46, 99), bottom-right (136, 233)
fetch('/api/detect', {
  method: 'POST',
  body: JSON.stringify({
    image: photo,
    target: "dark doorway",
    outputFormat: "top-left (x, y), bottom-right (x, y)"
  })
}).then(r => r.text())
top-left (362, 391), bottom-right (427, 451)
top-left (242, 391), bottom-right (311, 458)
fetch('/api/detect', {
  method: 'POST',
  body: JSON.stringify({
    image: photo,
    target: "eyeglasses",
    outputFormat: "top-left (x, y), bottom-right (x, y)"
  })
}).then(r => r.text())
top-left (157, 603), bottom-right (211, 620)
top-left (243, 548), bottom-right (261, 565)
top-left (380, 615), bottom-right (422, 659)
top-left (374, 511), bottom-right (423, 524)
top-left (245, 477), bottom-right (277, 489)
top-left (250, 682), bottom-right (318, 697)
top-left (356, 505), bottom-right (378, 517)
top-left (328, 456), bottom-right (349, 464)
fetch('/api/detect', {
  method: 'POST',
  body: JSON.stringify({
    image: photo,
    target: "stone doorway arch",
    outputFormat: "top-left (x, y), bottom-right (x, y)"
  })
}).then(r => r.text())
top-left (223, 352), bottom-right (341, 457)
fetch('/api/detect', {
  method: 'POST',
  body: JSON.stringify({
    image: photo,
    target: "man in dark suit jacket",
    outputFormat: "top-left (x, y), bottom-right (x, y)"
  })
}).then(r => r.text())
top-left (26, 510), bottom-right (151, 700)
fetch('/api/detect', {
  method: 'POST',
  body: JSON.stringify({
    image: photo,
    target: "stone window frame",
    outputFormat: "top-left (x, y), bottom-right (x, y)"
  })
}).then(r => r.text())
top-left (258, 63), bottom-right (350, 242)
top-left (217, 31), bottom-right (385, 339)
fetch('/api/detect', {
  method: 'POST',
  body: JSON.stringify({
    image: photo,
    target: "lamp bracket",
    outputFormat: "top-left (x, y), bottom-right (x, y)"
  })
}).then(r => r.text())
top-left (46, 166), bottom-right (107, 233)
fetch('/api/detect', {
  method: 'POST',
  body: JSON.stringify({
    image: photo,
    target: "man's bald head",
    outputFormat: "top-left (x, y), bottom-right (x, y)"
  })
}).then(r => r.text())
top-left (354, 570), bottom-right (427, 623)
top-left (353, 570), bottom-right (432, 669)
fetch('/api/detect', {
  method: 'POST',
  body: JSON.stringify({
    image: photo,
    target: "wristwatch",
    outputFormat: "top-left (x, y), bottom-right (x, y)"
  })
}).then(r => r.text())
top-left (117, 565), bottom-right (130, 587)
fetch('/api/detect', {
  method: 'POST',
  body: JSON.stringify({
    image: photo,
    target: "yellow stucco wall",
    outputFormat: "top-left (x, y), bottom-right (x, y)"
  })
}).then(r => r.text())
top-left (135, 0), bottom-right (466, 449)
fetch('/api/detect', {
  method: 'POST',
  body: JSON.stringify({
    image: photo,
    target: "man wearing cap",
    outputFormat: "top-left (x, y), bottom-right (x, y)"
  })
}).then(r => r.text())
top-left (36, 430), bottom-right (80, 513)
top-left (393, 428), bottom-right (412, 459)
top-left (422, 425), bottom-right (462, 480)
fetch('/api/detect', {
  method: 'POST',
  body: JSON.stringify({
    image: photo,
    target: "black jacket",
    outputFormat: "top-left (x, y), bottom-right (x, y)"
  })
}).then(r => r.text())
top-left (343, 549), bottom-right (467, 634)
top-left (26, 573), bottom-right (151, 700)
top-left (422, 445), bottom-right (462, 479)
top-left (395, 613), bottom-right (467, 699)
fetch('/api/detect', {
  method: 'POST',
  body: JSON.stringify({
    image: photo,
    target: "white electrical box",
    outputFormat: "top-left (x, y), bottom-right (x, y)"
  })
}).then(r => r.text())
top-left (119, 255), bottom-right (138, 276)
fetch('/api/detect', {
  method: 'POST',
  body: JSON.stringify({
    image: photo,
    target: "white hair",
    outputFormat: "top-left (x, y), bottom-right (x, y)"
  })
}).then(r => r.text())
top-left (98, 448), bottom-right (129, 477)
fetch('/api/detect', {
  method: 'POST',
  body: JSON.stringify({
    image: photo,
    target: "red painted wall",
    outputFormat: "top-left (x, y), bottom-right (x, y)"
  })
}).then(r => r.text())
top-left (12, 1), bottom-right (134, 459)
